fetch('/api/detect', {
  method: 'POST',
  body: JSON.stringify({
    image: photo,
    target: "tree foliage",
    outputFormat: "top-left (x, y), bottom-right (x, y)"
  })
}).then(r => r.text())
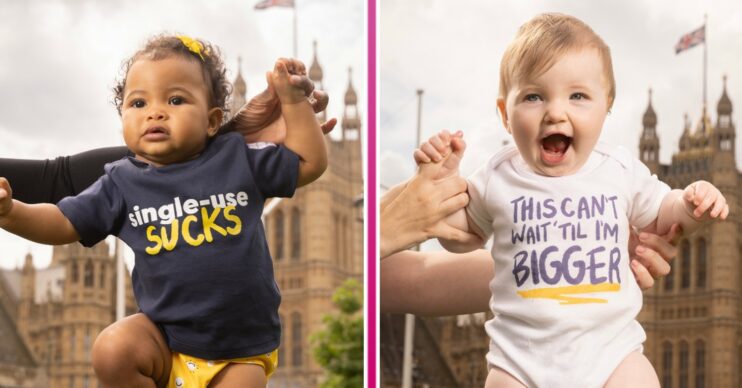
top-left (312, 279), bottom-right (364, 388)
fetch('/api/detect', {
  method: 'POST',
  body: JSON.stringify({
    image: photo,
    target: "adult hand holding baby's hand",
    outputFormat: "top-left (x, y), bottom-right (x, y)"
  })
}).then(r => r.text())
top-left (271, 58), bottom-right (309, 105)
top-left (682, 180), bottom-right (729, 220)
top-left (0, 178), bottom-right (14, 219)
top-left (414, 130), bottom-right (466, 181)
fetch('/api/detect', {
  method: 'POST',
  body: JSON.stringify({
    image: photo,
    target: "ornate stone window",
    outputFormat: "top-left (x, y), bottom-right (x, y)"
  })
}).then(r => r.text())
top-left (679, 341), bottom-right (689, 388)
top-left (84, 260), bottom-right (94, 288)
top-left (274, 210), bottom-right (284, 260)
top-left (291, 312), bottom-right (303, 366)
top-left (278, 314), bottom-right (285, 367)
top-left (695, 340), bottom-right (705, 388)
top-left (71, 261), bottom-right (79, 283)
top-left (680, 240), bottom-right (691, 289)
top-left (662, 342), bottom-right (673, 388)
top-left (696, 238), bottom-right (706, 288)
top-left (291, 208), bottom-right (301, 261)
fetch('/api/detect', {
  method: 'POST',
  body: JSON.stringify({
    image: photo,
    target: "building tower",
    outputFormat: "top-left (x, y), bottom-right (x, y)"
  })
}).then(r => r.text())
top-left (256, 54), bottom-right (364, 386)
top-left (639, 88), bottom-right (661, 174)
top-left (229, 57), bottom-right (247, 118)
top-left (639, 78), bottom-right (741, 388)
top-left (15, 242), bottom-right (135, 388)
top-left (309, 40), bottom-right (326, 123)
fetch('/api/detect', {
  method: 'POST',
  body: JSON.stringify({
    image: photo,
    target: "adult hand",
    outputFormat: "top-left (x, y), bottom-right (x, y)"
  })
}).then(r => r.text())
top-left (380, 153), bottom-right (481, 259)
top-left (219, 58), bottom-right (337, 143)
top-left (629, 223), bottom-right (681, 289)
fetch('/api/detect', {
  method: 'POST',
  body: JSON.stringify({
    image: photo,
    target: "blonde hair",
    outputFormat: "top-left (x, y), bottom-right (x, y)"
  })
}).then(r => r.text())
top-left (499, 13), bottom-right (615, 109)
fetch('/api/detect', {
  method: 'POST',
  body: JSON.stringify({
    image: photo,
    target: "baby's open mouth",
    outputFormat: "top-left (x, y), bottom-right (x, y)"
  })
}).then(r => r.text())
top-left (540, 134), bottom-right (572, 164)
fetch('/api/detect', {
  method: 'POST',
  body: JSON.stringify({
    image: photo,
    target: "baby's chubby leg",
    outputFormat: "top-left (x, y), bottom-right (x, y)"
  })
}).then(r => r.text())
top-left (485, 366), bottom-right (527, 388)
top-left (91, 313), bottom-right (172, 388)
top-left (604, 351), bottom-right (660, 388)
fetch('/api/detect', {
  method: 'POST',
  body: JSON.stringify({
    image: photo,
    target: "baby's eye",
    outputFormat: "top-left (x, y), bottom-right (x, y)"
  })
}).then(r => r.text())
top-left (169, 96), bottom-right (184, 105)
top-left (130, 99), bottom-right (146, 108)
top-left (570, 92), bottom-right (588, 100)
top-left (524, 94), bottom-right (542, 102)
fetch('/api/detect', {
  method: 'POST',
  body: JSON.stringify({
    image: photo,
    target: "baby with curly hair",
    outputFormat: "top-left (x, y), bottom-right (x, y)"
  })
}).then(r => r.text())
top-left (0, 34), bottom-right (327, 387)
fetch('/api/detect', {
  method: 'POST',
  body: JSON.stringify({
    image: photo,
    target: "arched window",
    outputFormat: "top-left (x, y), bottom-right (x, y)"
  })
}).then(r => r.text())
top-left (696, 238), bottom-right (706, 288)
top-left (291, 312), bottom-right (302, 367)
top-left (99, 263), bottom-right (106, 289)
top-left (695, 340), bottom-right (705, 388)
top-left (681, 240), bottom-right (690, 289)
top-left (278, 314), bottom-right (285, 367)
top-left (664, 261), bottom-right (674, 291)
top-left (84, 260), bottom-right (94, 288)
top-left (679, 341), bottom-right (688, 388)
top-left (71, 261), bottom-right (79, 283)
top-left (662, 342), bottom-right (673, 388)
top-left (274, 210), bottom-right (284, 260)
top-left (291, 208), bottom-right (301, 261)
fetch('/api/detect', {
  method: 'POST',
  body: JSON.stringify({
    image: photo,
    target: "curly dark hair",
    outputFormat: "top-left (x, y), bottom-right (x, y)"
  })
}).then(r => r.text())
top-left (113, 34), bottom-right (232, 115)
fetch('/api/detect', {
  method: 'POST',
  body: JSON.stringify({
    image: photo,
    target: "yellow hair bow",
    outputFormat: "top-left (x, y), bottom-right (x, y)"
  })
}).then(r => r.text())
top-left (177, 35), bottom-right (206, 61)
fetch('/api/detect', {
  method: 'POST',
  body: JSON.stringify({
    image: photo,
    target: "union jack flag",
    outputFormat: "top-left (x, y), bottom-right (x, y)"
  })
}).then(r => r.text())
top-left (254, 0), bottom-right (294, 9)
top-left (675, 25), bottom-right (705, 54)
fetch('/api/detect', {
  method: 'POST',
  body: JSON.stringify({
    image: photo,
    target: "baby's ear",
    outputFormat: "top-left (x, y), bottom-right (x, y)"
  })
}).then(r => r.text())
top-left (496, 98), bottom-right (510, 133)
top-left (206, 108), bottom-right (224, 137)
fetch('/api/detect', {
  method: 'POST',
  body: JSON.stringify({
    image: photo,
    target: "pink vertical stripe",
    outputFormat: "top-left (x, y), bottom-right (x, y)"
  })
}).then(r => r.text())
top-left (366, 0), bottom-right (377, 386)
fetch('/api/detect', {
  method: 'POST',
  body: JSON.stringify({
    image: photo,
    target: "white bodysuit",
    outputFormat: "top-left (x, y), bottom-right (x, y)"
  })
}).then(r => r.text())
top-left (466, 143), bottom-right (670, 388)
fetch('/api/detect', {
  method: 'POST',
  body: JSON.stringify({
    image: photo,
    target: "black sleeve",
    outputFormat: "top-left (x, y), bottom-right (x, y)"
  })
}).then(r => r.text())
top-left (0, 146), bottom-right (130, 204)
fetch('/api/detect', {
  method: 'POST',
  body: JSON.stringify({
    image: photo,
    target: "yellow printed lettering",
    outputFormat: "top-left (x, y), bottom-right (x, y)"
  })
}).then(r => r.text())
top-left (161, 219), bottom-right (180, 252)
top-left (224, 206), bottom-right (242, 235)
top-left (145, 225), bottom-right (162, 255)
top-left (182, 215), bottom-right (205, 246)
top-left (201, 207), bottom-right (227, 242)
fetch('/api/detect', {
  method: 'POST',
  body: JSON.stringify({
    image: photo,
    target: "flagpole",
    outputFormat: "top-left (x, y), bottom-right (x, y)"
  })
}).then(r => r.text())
top-left (293, 2), bottom-right (298, 58)
top-left (703, 13), bottom-right (707, 117)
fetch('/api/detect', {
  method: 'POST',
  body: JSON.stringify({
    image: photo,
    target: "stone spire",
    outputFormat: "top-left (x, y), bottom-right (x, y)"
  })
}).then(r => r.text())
top-left (341, 67), bottom-right (361, 141)
top-left (229, 57), bottom-right (247, 118)
top-left (717, 74), bottom-right (732, 116)
top-left (309, 40), bottom-right (324, 90)
top-left (639, 88), bottom-right (660, 172)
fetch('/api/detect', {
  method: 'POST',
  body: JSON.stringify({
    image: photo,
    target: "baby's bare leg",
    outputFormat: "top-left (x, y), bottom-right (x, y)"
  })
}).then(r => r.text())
top-left (91, 313), bottom-right (171, 388)
top-left (209, 364), bottom-right (267, 388)
top-left (604, 351), bottom-right (660, 388)
top-left (485, 366), bottom-right (527, 388)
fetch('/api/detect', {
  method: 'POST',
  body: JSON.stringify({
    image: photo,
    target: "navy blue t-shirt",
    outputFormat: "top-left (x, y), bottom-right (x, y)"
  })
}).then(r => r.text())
top-left (58, 132), bottom-right (299, 359)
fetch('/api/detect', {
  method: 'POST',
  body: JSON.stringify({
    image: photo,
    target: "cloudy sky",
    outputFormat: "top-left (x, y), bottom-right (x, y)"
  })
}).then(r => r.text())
top-left (0, 0), bottom-right (365, 270)
top-left (380, 0), bottom-right (742, 251)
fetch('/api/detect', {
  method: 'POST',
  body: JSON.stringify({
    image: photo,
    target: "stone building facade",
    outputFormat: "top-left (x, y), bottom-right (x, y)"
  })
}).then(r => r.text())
top-left (261, 42), bottom-right (365, 387)
top-left (0, 242), bottom-right (136, 388)
top-left (382, 79), bottom-right (739, 388)
top-left (638, 77), bottom-right (741, 388)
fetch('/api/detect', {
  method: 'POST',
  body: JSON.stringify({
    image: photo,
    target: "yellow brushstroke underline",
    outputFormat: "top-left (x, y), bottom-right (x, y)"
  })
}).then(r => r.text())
top-left (517, 283), bottom-right (620, 305)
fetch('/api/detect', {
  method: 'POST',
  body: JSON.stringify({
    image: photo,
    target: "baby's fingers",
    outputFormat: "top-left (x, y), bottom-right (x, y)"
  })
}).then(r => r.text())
top-left (420, 141), bottom-right (444, 162)
top-left (692, 182), bottom-right (709, 206)
top-left (721, 204), bottom-right (729, 219)
top-left (709, 194), bottom-right (727, 218)
top-left (414, 149), bottom-right (432, 164)
top-left (694, 191), bottom-right (717, 218)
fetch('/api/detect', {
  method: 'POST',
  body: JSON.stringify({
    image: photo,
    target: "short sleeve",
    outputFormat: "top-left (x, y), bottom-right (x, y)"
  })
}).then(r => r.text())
top-left (245, 143), bottom-right (300, 198)
top-left (57, 174), bottom-right (125, 247)
top-left (628, 158), bottom-right (671, 229)
top-left (466, 164), bottom-right (495, 238)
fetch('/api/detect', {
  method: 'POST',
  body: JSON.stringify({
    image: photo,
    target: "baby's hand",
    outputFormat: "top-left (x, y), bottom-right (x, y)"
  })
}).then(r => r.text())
top-left (682, 180), bottom-right (729, 220)
top-left (270, 58), bottom-right (308, 105)
top-left (414, 129), bottom-right (460, 164)
top-left (0, 178), bottom-right (14, 217)
top-left (414, 130), bottom-right (466, 181)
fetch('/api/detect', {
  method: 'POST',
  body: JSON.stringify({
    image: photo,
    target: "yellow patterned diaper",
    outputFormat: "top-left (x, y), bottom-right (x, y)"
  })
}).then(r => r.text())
top-left (168, 349), bottom-right (278, 388)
